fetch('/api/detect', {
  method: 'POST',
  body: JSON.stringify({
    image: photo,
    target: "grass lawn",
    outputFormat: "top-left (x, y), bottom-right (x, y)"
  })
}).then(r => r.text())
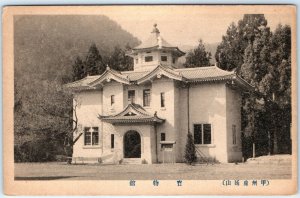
top-left (14, 162), bottom-right (292, 180)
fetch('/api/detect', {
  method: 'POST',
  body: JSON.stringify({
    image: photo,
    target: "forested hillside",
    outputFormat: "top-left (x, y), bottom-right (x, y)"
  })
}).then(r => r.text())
top-left (14, 15), bottom-right (140, 161)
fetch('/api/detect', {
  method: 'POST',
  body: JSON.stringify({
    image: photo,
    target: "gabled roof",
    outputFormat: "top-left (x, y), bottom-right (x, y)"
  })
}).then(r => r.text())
top-left (65, 65), bottom-right (253, 92)
top-left (136, 64), bottom-right (185, 84)
top-left (64, 75), bottom-right (100, 90)
top-left (121, 70), bottom-right (149, 81)
top-left (88, 67), bottom-right (130, 87)
top-left (176, 66), bottom-right (235, 82)
top-left (99, 103), bottom-right (165, 124)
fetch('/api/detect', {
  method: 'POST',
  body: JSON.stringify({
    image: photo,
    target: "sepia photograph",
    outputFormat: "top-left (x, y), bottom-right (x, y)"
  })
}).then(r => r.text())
top-left (3, 5), bottom-right (297, 195)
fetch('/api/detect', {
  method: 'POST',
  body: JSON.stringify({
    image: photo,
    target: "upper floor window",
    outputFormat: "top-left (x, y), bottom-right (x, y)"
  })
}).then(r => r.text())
top-left (172, 57), bottom-right (176, 64)
top-left (135, 58), bottom-right (138, 64)
top-left (143, 89), bottom-right (151, 107)
top-left (84, 127), bottom-right (99, 146)
top-left (232, 125), bottom-right (237, 145)
top-left (145, 56), bottom-right (153, 62)
top-left (128, 90), bottom-right (135, 104)
top-left (111, 134), bottom-right (115, 149)
top-left (161, 133), bottom-right (166, 141)
top-left (194, 124), bottom-right (212, 145)
top-left (160, 92), bottom-right (165, 108)
top-left (161, 56), bottom-right (168, 62)
top-left (111, 95), bottom-right (115, 106)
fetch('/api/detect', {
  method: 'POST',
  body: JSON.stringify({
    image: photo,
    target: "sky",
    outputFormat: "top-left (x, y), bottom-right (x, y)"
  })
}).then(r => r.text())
top-left (95, 6), bottom-right (293, 46)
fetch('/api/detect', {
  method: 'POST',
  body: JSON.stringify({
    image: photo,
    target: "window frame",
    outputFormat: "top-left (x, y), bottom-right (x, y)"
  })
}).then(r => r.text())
top-left (145, 56), bottom-right (153, 62)
top-left (143, 89), bottom-right (151, 107)
top-left (161, 55), bottom-right (168, 62)
top-left (161, 133), bottom-right (166, 141)
top-left (128, 90), bottom-right (136, 104)
top-left (111, 95), bottom-right (115, 106)
top-left (84, 127), bottom-right (99, 146)
top-left (160, 92), bottom-right (165, 108)
top-left (111, 134), bottom-right (115, 149)
top-left (193, 123), bottom-right (212, 145)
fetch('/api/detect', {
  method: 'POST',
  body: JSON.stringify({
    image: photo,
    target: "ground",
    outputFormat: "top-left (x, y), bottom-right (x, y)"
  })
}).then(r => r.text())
top-left (15, 161), bottom-right (291, 180)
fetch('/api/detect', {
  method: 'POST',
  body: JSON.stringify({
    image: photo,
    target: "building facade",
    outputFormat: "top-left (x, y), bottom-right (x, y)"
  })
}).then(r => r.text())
top-left (66, 24), bottom-right (252, 164)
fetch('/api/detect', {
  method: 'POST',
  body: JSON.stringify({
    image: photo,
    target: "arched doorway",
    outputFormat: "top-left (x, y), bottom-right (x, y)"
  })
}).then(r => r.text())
top-left (124, 130), bottom-right (141, 158)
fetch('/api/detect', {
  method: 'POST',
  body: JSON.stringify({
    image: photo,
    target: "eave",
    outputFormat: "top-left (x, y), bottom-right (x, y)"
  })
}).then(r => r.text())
top-left (88, 67), bottom-right (130, 87)
top-left (136, 65), bottom-right (186, 84)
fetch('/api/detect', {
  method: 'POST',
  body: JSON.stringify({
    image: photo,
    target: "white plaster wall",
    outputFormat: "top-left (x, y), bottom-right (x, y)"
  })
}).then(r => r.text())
top-left (151, 78), bottom-right (177, 162)
top-left (226, 86), bottom-right (243, 162)
top-left (72, 90), bottom-right (102, 158)
top-left (102, 82), bottom-right (124, 115)
top-left (189, 83), bottom-right (228, 163)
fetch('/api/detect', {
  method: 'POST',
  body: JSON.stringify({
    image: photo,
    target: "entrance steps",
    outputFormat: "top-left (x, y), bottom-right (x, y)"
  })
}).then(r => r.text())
top-left (122, 158), bottom-right (142, 164)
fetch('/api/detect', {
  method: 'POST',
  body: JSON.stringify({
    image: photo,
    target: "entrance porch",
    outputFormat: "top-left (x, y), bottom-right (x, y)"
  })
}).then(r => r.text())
top-left (99, 103), bottom-right (165, 164)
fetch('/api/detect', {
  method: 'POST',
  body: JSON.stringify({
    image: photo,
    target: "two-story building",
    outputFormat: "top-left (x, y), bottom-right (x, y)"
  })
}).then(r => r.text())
top-left (66, 24), bottom-right (252, 164)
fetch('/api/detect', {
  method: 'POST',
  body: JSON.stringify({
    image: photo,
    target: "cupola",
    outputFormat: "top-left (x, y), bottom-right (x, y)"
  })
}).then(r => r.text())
top-left (127, 24), bottom-right (185, 71)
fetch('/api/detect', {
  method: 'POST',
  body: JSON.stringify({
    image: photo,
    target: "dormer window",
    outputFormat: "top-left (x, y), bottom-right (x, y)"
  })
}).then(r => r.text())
top-left (145, 56), bottom-right (153, 62)
top-left (161, 56), bottom-right (167, 62)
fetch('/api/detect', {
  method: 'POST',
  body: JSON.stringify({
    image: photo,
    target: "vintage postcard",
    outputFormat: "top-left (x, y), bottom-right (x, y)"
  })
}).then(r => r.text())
top-left (3, 5), bottom-right (297, 195)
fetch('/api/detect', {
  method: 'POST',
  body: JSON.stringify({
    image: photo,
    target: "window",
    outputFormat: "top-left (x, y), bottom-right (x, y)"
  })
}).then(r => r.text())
top-left (145, 56), bottom-right (153, 62)
top-left (232, 125), bottom-right (237, 145)
top-left (143, 89), bottom-right (151, 107)
top-left (161, 133), bottom-right (166, 141)
top-left (111, 95), bottom-right (115, 106)
top-left (161, 56), bottom-right (167, 62)
top-left (111, 134), bottom-right (114, 149)
top-left (146, 51), bottom-right (151, 53)
top-left (128, 90), bottom-right (135, 104)
top-left (135, 58), bottom-right (138, 64)
top-left (172, 57), bottom-right (176, 64)
top-left (194, 124), bottom-right (212, 144)
top-left (84, 127), bottom-right (99, 146)
top-left (160, 92), bottom-right (165, 108)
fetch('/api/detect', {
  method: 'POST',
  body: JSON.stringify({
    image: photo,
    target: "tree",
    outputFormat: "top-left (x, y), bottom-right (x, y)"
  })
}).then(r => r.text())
top-left (216, 14), bottom-right (268, 72)
top-left (85, 43), bottom-right (105, 76)
top-left (72, 56), bottom-right (85, 81)
top-left (184, 39), bottom-right (211, 67)
top-left (108, 45), bottom-right (134, 71)
top-left (184, 132), bottom-right (197, 165)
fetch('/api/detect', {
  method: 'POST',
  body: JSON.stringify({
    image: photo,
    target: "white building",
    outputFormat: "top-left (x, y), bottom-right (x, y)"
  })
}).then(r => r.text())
top-left (66, 24), bottom-right (252, 164)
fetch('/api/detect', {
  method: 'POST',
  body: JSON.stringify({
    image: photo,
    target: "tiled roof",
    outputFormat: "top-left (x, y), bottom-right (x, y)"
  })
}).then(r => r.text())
top-left (176, 66), bottom-right (235, 81)
top-left (65, 65), bottom-right (253, 91)
top-left (64, 75), bottom-right (100, 90)
top-left (99, 103), bottom-right (165, 124)
top-left (88, 67), bottom-right (130, 86)
top-left (121, 70), bottom-right (149, 81)
top-left (134, 34), bottom-right (174, 49)
top-left (136, 64), bottom-right (184, 84)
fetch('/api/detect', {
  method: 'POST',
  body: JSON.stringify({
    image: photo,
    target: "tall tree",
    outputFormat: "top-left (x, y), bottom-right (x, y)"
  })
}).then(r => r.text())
top-left (85, 43), bottom-right (105, 76)
top-left (215, 14), bottom-right (268, 72)
top-left (108, 45), bottom-right (134, 71)
top-left (184, 39), bottom-right (211, 67)
top-left (72, 56), bottom-right (85, 81)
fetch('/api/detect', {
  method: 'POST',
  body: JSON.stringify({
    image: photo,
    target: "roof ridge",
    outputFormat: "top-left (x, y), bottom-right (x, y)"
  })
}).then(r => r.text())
top-left (175, 66), bottom-right (217, 71)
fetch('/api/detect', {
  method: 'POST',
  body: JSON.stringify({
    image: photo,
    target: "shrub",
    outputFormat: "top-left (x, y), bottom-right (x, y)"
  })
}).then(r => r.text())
top-left (184, 132), bottom-right (197, 165)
